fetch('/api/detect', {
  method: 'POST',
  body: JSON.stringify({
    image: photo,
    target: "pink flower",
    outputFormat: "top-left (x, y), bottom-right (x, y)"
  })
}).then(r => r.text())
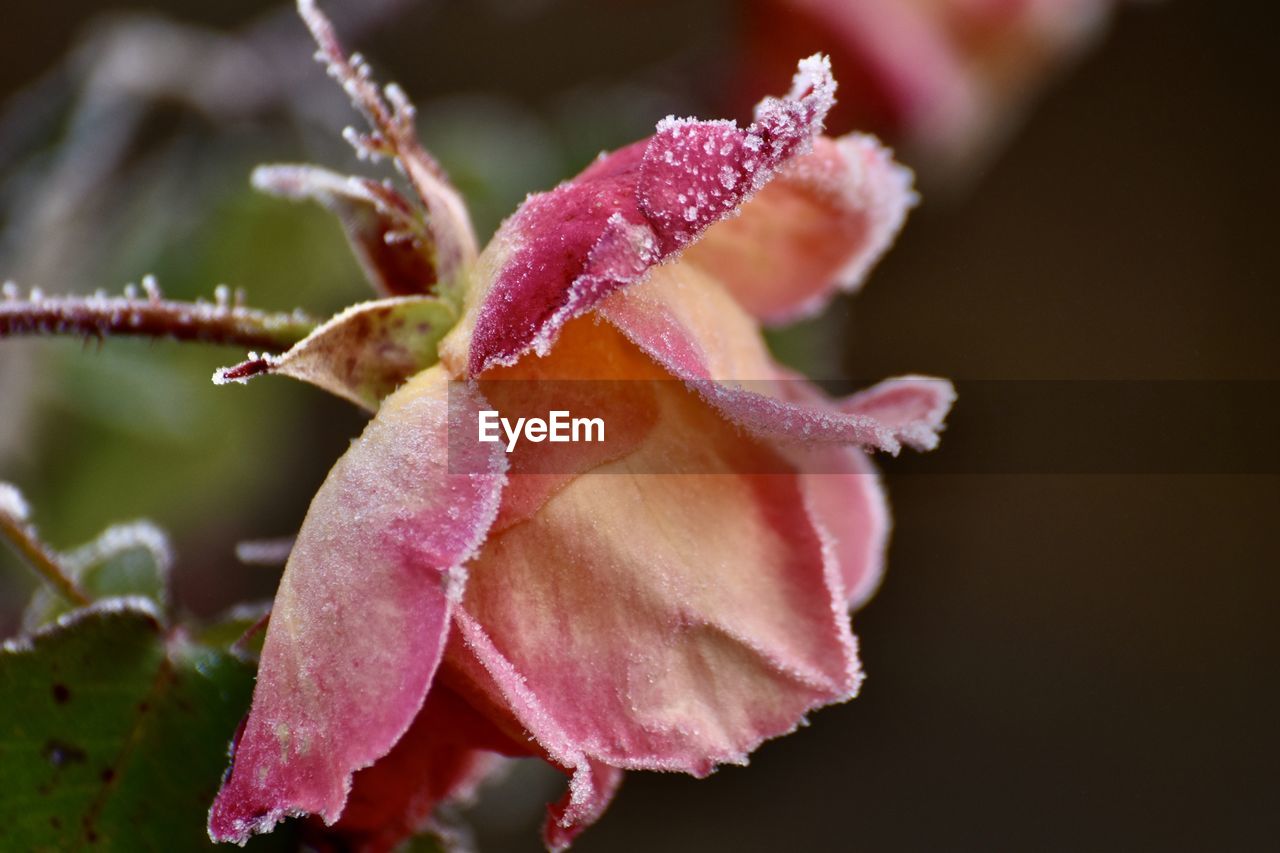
top-left (208, 3), bottom-right (953, 849)
top-left (739, 0), bottom-right (1128, 173)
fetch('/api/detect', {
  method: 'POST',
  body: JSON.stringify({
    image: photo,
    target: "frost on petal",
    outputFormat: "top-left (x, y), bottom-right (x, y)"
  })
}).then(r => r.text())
top-left (328, 684), bottom-right (524, 851)
top-left (444, 363), bottom-right (861, 783)
top-left (213, 296), bottom-right (456, 411)
top-left (826, 375), bottom-right (957, 452)
top-left (252, 165), bottom-right (440, 297)
top-left (208, 367), bottom-right (506, 843)
top-left (446, 615), bottom-right (626, 852)
top-left (799, 446), bottom-right (890, 609)
top-left (445, 55), bottom-right (836, 377)
top-left (598, 266), bottom-right (955, 454)
top-left (681, 134), bottom-right (916, 323)
top-left (544, 758), bottom-right (624, 852)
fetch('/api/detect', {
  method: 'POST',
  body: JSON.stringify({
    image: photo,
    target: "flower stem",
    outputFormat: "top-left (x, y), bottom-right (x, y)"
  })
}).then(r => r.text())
top-left (0, 509), bottom-right (91, 608)
top-left (0, 283), bottom-right (317, 352)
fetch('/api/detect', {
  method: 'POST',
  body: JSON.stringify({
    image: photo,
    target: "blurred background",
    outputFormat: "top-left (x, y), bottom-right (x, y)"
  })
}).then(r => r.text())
top-left (0, 0), bottom-right (1275, 850)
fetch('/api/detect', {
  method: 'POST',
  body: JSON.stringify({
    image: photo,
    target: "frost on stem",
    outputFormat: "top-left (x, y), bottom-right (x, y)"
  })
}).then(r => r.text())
top-left (0, 278), bottom-right (317, 351)
top-left (0, 482), bottom-right (91, 608)
top-left (295, 0), bottom-right (477, 282)
top-left (0, 483), bottom-right (29, 523)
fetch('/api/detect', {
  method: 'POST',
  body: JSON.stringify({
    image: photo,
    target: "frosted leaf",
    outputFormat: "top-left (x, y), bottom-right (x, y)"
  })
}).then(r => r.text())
top-left (62, 521), bottom-right (172, 578)
top-left (253, 164), bottom-right (438, 297)
top-left (23, 520), bottom-right (173, 631)
top-left (214, 296), bottom-right (457, 411)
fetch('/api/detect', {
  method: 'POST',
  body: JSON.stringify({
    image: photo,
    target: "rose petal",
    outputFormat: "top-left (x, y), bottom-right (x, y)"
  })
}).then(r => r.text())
top-left (444, 355), bottom-right (861, 783)
top-left (599, 266), bottom-right (955, 453)
top-left (252, 165), bottom-right (440, 297)
top-left (828, 375), bottom-right (958, 452)
top-left (442, 55), bottom-right (835, 377)
top-left (680, 134), bottom-right (915, 323)
top-left (213, 297), bottom-right (456, 411)
top-left (208, 366), bottom-right (506, 843)
top-left (328, 684), bottom-right (523, 851)
top-left (446, 615), bottom-right (626, 852)
top-left (544, 758), bottom-right (624, 851)
top-left (795, 445), bottom-right (890, 609)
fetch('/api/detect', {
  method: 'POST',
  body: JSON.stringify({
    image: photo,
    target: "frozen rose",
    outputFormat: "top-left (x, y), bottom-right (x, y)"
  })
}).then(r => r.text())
top-left (208, 3), bottom-right (953, 849)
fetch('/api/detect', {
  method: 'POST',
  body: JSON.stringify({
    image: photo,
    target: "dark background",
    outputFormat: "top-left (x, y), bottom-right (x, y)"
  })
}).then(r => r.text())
top-left (1, 1), bottom-right (1276, 850)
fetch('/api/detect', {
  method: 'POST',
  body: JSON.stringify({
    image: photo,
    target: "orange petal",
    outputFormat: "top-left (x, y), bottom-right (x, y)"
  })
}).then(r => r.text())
top-left (445, 360), bottom-right (861, 781)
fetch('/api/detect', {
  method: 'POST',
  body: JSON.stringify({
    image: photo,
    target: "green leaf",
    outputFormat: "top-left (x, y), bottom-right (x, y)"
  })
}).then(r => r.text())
top-left (23, 523), bottom-right (170, 631)
top-left (0, 600), bottom-right (287, 851)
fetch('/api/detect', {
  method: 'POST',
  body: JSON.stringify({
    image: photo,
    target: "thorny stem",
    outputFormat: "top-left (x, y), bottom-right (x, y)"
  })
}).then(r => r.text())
top-left (0, 280), bottom-right (317, 351)
top-left (0, 510), bottom-right (91, 608)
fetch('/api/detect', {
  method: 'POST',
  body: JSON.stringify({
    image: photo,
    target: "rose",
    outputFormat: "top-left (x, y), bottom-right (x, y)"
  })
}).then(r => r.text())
top-left (208, 3), bottom-right (953, 849)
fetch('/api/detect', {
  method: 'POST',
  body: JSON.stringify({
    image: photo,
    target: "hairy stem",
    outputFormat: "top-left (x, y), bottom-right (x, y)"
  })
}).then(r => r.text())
top-left (0, 286), bottom-right (316, 352)
top-left (0, 511), bottom-right (91, 608)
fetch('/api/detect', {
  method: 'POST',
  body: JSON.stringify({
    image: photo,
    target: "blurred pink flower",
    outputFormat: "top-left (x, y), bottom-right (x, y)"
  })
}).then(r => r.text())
top-left (739, 0), bottom-right (1129, 175)
top-left (208, 3), bottom-right (953, 849)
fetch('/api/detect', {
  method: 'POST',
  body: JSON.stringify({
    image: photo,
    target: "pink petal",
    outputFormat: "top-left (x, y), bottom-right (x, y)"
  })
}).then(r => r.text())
top-left (740, 0), bottom-right (1117, 171)
top-left (680, 134), bottom-right (915, 323)
top-left (447, 616), bottom-right (626, 852)
top-left (252, 165), bottom-right (440, 297)
top-left (830, 375), bottom-right (958, 451)
top-left (444, 377), bottom-right (861, 787)
top-left (450, 55), bottom-right (835, 377)
top-left (208, 367), bottom-right (506, 843)
top-left (794, 445), bottom-right (890, 609)
top-left (327, 684), bottom-right (524, 851)
top-left (544, 758), bottom-right (624, 851)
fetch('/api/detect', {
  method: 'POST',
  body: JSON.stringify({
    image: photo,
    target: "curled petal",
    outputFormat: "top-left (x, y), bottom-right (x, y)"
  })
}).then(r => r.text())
top-left (826, 375), bottom-right (957, 452)
top-left (208, 367), bottom-right (506, 843)
top-left (793, 445), bottom-right (890, 609)
top-left (252, 165), bottom-right (440, 297)
top-left (329, 684), bottom-right (523, 851)
top-left (214, 296), bottom-right (456, 411)
top-left (446, 616), bottom-right (626, 852)
top-left (544, 758), bottom-right (624, 851)
top-left (444, 55), bottom-right (835, 377)
top-left (681, 134), bottom-right (915, 323)
top-left (599, 267), bottom-right (955, 453)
